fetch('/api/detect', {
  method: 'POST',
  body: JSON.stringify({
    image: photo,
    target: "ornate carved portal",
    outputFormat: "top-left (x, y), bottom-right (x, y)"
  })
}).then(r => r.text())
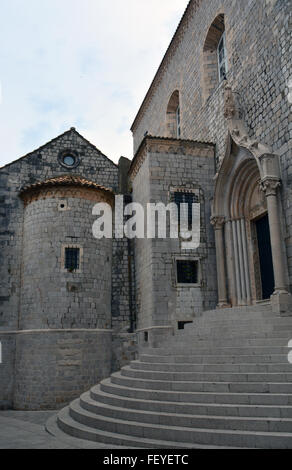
top-left (213, 151), bottom-right (273, 306)
top-left (212, 82), bottom-right (292, 314)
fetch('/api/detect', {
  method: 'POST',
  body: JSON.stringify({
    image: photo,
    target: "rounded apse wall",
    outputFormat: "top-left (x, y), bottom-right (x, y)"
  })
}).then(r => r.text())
top-left (13, 179), bottom-right (114, 409)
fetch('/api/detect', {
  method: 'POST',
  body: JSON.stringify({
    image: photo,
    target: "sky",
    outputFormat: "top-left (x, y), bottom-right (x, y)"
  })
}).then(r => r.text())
top-left (0, 0), bottom-right (190, 167)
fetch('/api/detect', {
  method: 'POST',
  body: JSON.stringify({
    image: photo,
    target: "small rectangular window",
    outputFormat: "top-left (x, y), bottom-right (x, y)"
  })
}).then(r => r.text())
top-left (177, 260), bottom-right (198, 284)
top-left (65, 247), bottom-right (80, 271)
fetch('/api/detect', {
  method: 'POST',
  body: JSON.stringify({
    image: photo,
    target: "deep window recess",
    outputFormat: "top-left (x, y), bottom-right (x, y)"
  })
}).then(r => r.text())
top-left (171, 192), bottom-right (199, 228)
top-left (177, 260), bottom-right (198, 284)
top-left (65, 248), bottom-right (80, 271)
top-left (217, 32), bottom-right (228, 82)
top-left (178, 321), bottom-right (193, 330)
top-left (176, 105), bottom-right (181, 138)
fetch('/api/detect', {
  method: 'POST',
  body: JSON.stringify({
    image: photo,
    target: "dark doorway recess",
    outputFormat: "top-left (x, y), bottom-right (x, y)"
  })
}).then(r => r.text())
top-left (256, 214), bottom-right (275, 300)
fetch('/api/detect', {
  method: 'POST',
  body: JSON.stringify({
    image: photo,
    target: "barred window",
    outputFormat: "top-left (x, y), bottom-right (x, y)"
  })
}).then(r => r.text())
top-left (65, 247), bottom-right (80, 271)
top-left (171, 191), bottom-right (199, 228)
top-left (177, 260), bottom-right (199, 284)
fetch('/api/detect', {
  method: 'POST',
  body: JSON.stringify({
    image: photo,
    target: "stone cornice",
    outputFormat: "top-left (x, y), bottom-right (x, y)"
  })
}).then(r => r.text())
top-left (131, 0), bottom-right (202, 132)
top-left (129, 136), bottom-right (215, 181)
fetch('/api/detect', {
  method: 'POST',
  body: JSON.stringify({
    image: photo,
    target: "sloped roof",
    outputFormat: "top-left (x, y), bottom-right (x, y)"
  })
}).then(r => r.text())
top-left (20, 174), bottom-right (114, 195)
top-left (0, 127), bottom-right (118, 170)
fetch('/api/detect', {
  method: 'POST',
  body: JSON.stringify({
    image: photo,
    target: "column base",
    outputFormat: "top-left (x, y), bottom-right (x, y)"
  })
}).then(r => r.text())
top-left (217, 302), bottom-right (231, 309)
top-left (271, 291), bottom-right (292, 316)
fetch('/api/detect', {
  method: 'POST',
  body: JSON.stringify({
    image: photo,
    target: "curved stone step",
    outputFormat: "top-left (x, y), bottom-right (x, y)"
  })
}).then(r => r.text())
top-left (79, 391), bottom-right (292, 433)
top-left (141, 346), bottom-right (290, 356)
top-left (131, 361), bottom-right (292, 373)
top-left (99, 378), bottom-right (292, 406)
top-left (90, 384), bottom-right (292, 418)
top-left (111, 371), bottom-right (292, 394)
top-left (164, 337), bottom-right (292, 348)
top-left (139, 353), bottom-right (289, 364)
top-left (121, 365), bottom-right (292, 383)
top-left (67, 399), bottom-right (292, 448)
top-left (56, 406), bottom-right (223, 449)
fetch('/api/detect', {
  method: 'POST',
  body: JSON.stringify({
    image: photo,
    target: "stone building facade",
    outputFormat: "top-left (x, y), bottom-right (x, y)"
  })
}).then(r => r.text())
top-left (0, 0), bottom-right (291, 409)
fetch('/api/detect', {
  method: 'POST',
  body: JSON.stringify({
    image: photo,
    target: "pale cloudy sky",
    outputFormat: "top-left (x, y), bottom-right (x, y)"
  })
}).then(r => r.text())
top-left (0, 0), bottom-right (189, 167)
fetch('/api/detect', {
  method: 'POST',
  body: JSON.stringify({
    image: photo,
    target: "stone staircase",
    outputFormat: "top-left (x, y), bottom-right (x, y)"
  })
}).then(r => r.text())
top-left (47, 304), bottom-right (292, 448)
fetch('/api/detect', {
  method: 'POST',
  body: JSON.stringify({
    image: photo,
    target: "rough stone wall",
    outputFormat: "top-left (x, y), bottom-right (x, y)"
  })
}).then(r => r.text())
top-left (20, 195), bottom-right (112, 330)
top-left (0, 129), bottom-right (132, 408)
top-left (131, 0), bottom-right (291, 285)
top-left (131, 154), bottom-right (154, 333)
top-left (13, 330), bottom-right (112, 410)
top-left (0, 334), bottom-right (15, 409)
top-left (131, 138), bottom-right (217, 347)
top-left (0, 128), bottom-right (119, 331)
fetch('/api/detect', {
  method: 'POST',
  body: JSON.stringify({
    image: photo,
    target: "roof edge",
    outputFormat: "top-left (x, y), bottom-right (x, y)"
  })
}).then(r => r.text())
top-left (130, 0), bottom-right (200, 132)
top-left (0, 127), bottom-right (118, 170)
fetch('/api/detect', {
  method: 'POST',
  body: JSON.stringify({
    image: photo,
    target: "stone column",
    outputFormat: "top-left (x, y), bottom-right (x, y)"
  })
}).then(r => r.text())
top-left (211, 216), bottom-right (230, 308)
top-left (260, 178), bottom-right (292, 315)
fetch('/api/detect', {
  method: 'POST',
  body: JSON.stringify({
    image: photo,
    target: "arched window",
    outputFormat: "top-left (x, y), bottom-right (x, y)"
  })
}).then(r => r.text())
top-left (166, 90), bottom-right (181, 138)
top-left (202, 14), bottom-right (228, 101)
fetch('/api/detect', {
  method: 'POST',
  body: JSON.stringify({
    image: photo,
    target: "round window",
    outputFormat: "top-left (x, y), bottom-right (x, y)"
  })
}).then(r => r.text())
top-left (63, 155), bottom-right (75, 166)
top-left (58, 149), bottom-right (80, 169)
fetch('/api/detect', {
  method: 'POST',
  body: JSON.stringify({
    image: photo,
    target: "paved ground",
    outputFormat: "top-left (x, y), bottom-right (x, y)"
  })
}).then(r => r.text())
top-left (0, 410), bottom-right (77, 449)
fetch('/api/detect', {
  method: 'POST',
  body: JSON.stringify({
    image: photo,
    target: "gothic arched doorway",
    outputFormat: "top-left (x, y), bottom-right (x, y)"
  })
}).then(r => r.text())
top-left (224, 153), bottom-right (274, 305)
top-left (211, 82), bottom-right (291, 314)
top-left (211, 139), bottom-right (286, 309)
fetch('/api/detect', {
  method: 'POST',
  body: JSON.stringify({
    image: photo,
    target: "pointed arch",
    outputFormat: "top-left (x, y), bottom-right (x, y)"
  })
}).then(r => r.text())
top-left (202, 14), bottom-right (228, 101)
top-left (166, 90), bottom-right (181, 138)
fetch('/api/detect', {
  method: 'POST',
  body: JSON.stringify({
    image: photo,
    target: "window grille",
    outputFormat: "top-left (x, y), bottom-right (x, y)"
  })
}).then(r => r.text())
top-left (171, 191), bottom-right (199, 228)
top-left (65, 247), bottom-right (80, 271)
top-left (177, 260), bottom-right (198, 284)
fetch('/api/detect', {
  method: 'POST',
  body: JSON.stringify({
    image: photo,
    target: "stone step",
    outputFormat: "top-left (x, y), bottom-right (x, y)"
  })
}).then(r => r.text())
top-left (164, 337), bottom-right (292, 348)
top-left (56, 406), bottom-right (224, 449)
top-left (140, 346), bottom-right (290, 356)
top-left (121, 365), bottom-right (292, 383)
top-left (91, 385), bottom-right (292, 418)
top-left (67, 399), bottom-right (292, 448)
top-left (78, 391), bottom-right (292, 433)
top-left (188, 315), bottom-right (292, 327)
top-left (180, 328), bottom-right (292, 344)
top-left (100, 378), bottom-right (292, 405)
top-left (176, 329), bottom-right (292, 341)
top-left (140, 353), bottom-right (289, 364)
top-left (177, 325), bottom-right (292, 338)
top-left (131, 361), bottom-right (292, 373)
top-left (194, 305), bottom-right (273, 320)
top-left (111, 371), bottom-right (292, 394)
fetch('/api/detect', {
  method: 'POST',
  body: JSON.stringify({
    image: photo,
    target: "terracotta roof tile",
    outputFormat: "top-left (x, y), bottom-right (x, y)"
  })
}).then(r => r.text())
top-left (20, 175), bottom-right (114, 194)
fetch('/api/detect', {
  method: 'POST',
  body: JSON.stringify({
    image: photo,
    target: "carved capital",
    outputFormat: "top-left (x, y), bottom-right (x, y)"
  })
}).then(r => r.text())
top-left (211, 216), bottom-right (225, 230)
top-left (259, 178), bottom-right (281, 197)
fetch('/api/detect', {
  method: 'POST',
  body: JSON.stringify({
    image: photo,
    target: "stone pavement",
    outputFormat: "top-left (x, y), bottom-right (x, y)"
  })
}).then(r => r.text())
top-left (0, 410), bottom-right (77, 449)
